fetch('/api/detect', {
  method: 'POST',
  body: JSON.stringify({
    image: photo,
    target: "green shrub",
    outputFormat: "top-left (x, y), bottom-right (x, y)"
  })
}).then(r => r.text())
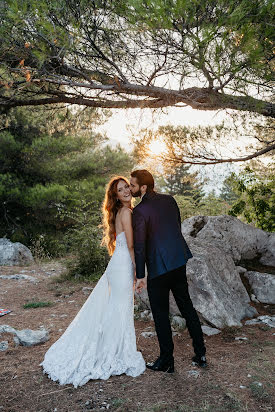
top-left (60, 202), bottom-right (109, 281)
top-left (23, 301), bottom-right (53, 309)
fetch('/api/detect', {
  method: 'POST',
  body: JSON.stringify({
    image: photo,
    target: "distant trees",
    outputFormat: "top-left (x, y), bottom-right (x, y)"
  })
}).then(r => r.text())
top-left (0, 105), bottom-right (133, 272)
top-left (226, 163), bottom-right (275, 231)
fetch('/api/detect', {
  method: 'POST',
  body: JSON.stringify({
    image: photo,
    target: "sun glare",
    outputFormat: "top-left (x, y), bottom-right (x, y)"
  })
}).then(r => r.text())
top-left (148, 140), bottom-right (166, 156)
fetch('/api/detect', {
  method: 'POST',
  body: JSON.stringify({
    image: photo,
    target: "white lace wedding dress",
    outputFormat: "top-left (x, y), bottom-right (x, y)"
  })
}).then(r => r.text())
top-left (39, 231), bottom-right (146, 388)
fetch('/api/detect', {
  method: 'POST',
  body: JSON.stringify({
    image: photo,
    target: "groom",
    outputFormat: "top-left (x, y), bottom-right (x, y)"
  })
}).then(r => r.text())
top-left (130, 169), bottom-right (207, 373)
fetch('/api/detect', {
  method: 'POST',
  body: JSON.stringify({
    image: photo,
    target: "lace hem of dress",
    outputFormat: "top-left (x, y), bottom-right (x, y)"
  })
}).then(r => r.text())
top-left (39, 351), bottom-right (145, 388)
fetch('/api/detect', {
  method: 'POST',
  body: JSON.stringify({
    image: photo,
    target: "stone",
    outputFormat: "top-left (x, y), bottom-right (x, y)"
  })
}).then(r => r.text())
top-left (0, 324), bottom-right (49, 346)
top-left (140, 310), bottom-right (150, 320)
top-left (253, 382), bottom-right (263, 387)
top-left (245, 315), bottom-right (275, 328)
top-left (258, 315), bottom-right (275, 327)
top-left (0, 341), bottom-right (8, 351)
top-left (201, 326), bottom-right (221, 336)
top-left (134, 215), bottom-right (275, 328)
top-left (181, 215), bottom-right (275, 266)
top-left (136, 244), bottom-right (257, 328)
top-left (245, 319), bottom-right (259, 326)
top-left (0, 274), bottom-right (39, 283)
top-left (235, 266), bottom-right (247, 274)
top-left (251, 294), bottom-right (259, 303)
top-left (187, 370), bottom-right (200, 378)
top-left (13, 336), bottom-right (20, 346)
top-left (14, 328), bottom-right (49, 346)
top-left (171, 316), bottom-right (186, 330)
top-left (244, 271), bottom-right (275, 304)
top-left (82, 287), bottom-right (93, 295)
top-left (0, 238), bottom-right (34, 266)
top-left (0, 325), bottom-right (17, 334)
top-left (235, 336), bottom-right (248, 341)
top-left (141, 331), bottom-right (157, 338)
top-left (148, 312), bottom-right (154, 321)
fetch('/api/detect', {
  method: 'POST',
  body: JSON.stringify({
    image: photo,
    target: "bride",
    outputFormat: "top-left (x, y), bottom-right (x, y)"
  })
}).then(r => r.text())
top-left (39, 176), bottom-right (146, 387)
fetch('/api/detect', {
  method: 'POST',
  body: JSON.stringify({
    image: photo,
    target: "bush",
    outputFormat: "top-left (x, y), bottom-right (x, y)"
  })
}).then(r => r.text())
top-left (60, 201), bottom-right (109, 281)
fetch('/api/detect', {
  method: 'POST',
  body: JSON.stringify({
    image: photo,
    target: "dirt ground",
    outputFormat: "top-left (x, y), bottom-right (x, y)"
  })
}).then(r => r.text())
top-left (0, 259), bottom-right (274, 412)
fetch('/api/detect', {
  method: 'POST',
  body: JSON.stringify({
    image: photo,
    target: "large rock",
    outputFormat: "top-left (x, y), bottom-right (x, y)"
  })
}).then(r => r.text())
top-left (15, 328), bottom-right (49, 346)
top-left (0, 238), bottom-right (34, 266)
top-left (0, 324), bottom-right (49, 346)
top-left (135, 242), bottom-right (257, 328)
top-left (135, 215), bottom-right (275, 328)
top-left (181, 215), bottom-right (275, 266)
top-left (244, 271), bottom-right (275, 304)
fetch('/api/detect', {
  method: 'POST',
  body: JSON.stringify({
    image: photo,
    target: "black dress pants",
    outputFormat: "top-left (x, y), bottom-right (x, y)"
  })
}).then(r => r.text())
top-left (147, 264), bottom-right (206, 359)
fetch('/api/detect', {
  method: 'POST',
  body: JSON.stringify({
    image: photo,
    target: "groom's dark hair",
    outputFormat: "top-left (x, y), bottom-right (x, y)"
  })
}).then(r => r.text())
top-left (131, 169), bottom-right (154, 192)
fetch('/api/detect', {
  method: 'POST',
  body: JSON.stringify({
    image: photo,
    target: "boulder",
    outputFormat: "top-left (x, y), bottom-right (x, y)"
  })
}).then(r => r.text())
top-left (14, 328), bottom-right (49, 346)
top-left (201, 326), bottom-right (221, 336)
top-left (0, 238), bottom-right (34, 266)
top-left (135, 215), bottom-right (275, 328)
top-left (0, 324), bottom-right (49, 346)
top-left (181, 215), bottom-right (275, 266)
top-left (136, 243), bottom-right (257, 328)
top-left (244, 271), bottom-right (275, 304)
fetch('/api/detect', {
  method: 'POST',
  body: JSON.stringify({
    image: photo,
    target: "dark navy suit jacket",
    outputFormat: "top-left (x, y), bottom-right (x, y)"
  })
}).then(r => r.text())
top-left (132, 191), bottom-right (193, 279)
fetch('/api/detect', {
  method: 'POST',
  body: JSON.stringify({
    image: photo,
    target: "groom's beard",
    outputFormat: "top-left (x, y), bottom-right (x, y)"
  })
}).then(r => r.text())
top-left (131, 190), bottom-right (141, 198)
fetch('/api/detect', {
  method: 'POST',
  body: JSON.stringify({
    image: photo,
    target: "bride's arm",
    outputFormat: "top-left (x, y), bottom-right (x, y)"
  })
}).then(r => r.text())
top-left (121, 208), bottom-right (136, 267)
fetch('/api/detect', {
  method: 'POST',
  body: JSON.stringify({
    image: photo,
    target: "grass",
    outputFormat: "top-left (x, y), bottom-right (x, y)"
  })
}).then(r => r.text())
top-left (257, 324), bottom-right (272, 332)
top-left (221, 326), bottom-right (243, 342)
top-left (139, 396), bottom-right (245, 412)
top-left (23, 301), bottom-right (53, 309)
top-left (249, 382), bottom-right (271, 403)
top-left (111, 398), bottom-right (129, 408)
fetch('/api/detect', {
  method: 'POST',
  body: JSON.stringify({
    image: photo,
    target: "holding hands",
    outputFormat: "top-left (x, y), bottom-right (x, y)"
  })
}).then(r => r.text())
top-left (135, 278), bottom-right (146, 294)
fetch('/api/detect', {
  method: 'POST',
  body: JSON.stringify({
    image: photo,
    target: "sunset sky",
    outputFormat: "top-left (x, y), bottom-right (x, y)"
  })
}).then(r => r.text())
top-left (99, 106), bottom-right (240, 194)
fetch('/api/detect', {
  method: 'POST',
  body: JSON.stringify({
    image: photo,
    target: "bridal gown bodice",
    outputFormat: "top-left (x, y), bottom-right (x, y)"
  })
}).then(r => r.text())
top-left (40, 231), bottom-right (146, 388)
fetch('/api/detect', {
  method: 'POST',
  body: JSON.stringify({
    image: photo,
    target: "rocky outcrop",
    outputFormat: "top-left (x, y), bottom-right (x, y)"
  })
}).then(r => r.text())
top-left (244, 271), bottom-right (275, 304)
top-left (135, 243), bottom-right (257, 328)
top-left (0, 238), bottom-right (34, 266)
top-left (181, 215), bottom-right (275, 266)
top-left (135, 215), bottom-right (275, 328)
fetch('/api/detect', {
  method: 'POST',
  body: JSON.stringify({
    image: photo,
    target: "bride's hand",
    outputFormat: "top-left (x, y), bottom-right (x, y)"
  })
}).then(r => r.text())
top-left (135, 278), bottom-right (146, 294)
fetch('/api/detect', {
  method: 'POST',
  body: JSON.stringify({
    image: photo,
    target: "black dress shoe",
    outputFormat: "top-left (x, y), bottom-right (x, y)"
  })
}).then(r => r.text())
top-left (192, 355), bottom-right (208, 368)
top-left (146, 356), bottom-right (174, 373)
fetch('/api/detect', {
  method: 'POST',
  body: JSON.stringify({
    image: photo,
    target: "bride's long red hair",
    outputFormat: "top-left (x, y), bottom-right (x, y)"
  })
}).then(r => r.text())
top-left (101, 176), bottom-right (132, 255)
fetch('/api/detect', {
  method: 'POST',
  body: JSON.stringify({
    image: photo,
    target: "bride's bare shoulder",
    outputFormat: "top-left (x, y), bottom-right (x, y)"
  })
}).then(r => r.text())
top-left (121, 206), bottom-right (133, 215)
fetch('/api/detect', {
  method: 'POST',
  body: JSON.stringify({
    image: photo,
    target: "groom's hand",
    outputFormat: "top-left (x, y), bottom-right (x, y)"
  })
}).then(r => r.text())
top-left (135, 278), bottom-right (146, 294)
